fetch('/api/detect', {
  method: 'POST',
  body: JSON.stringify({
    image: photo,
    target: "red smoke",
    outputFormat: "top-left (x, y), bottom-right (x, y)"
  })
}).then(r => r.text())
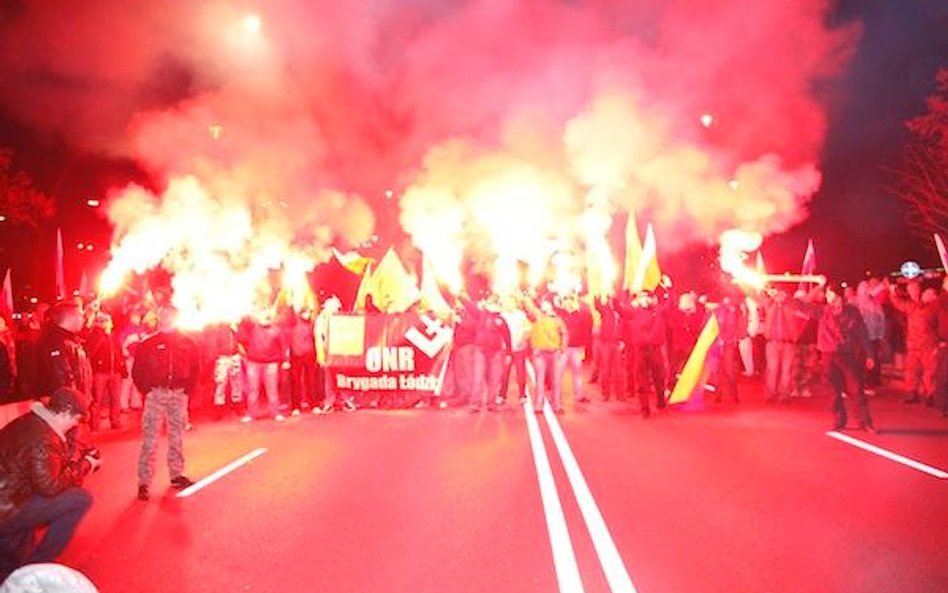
top-left (0, 0), bottom-right (861, 294)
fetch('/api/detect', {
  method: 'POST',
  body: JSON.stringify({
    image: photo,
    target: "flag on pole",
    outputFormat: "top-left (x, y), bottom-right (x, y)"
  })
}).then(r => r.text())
top-left (1, 269), bottom-right (13, 319)
top-left (798, 239), bottom-right (816, 292)
top-left (624, 216), bottom-right (661, 292)
top-left (354, 264), bottom-right (373, 312)
top-left (332, 247), bottom-right (373, 276)
top-left (79, 270), bottom-right (91, 298)
top-left (419, 256), bottom-right (453, 317)
top-left (623, 214), bottom-right (645, 292)
top-left (935, 233), bottom-right (948, 272)
top-left (755, 251), bottom-right (766, 276)
top-left (55, 228), bottom-right (65, 300)
top-left (365, 249), bottom-right (421, 313)
top-left (668, 314), bottom-right (720, 405)
top-left (630, 223), bottom-right (661, 292)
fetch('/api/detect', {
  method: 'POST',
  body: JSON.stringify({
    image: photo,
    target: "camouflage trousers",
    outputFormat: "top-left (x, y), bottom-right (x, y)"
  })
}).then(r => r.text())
top-left (138, 387), bottom-right (188, 487)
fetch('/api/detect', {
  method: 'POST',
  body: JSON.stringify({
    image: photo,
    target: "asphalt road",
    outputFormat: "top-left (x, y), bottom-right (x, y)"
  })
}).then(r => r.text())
top-left (57, 376), bottom-right (948, 593)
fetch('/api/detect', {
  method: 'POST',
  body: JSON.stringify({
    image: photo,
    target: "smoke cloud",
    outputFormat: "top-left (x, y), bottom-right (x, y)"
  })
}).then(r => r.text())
top-left (0, 0), bottom-right (859, 301)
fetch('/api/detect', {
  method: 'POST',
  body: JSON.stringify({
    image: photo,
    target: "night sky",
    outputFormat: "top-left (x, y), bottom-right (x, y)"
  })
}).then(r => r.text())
top-left (0, 0), bottom-right (947, 301)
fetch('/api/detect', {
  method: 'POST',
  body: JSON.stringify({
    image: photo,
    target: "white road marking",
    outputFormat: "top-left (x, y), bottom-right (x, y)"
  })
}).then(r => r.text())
top-left (176, 448), bottom-right (269, 498)
top-left (523, 400), bottom-right (585, 593)
top-left (543, 404), bottom-right (639, 593)
top-left (826, 431), bottom-right (948, 479)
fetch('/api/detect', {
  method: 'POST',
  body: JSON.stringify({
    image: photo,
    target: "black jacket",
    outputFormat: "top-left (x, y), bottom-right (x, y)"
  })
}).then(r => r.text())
top-left (85, 328), bottom-right (127, 376)
top-left (132, 331), bottom-right (200, 395)
top-left (36, 325), bottom-right (92, 398)
top-left (0, 408), bottom-right (91, 522)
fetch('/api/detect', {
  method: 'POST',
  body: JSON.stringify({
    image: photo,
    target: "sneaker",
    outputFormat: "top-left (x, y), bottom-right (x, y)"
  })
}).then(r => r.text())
top-left (137, 485), bottom-right (150, 501)
top-left (240, 415), bottom-right (253, 424)
top-left (290, 409), bottom-right (301, 417)
top-left (438, 401), bottom-right (449, 410)
top-left (519, 395), bottom-right (528, 405)
top-left (342, 400), bottom-right (357, 412)
top-left (275, 414), bottom-right (287, 422)
top-left (170, 475), bottom-right (194, 490)
top-left (495, 396), bottom-right (506, 406)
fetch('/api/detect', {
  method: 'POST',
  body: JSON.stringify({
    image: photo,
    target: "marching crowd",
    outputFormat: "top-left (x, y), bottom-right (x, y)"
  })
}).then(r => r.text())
top-left (3, 271), bottom-right (948, 580)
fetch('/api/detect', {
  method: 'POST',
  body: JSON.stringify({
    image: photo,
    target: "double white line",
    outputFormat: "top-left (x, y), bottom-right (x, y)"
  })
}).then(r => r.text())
top-left (523, 401), bottom-right (639, 593)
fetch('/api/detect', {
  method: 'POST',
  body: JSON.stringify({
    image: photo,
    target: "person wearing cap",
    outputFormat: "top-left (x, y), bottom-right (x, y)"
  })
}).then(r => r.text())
top-left (84, 314), bottom-right (126, 431)
top-left (131, 307), bottom-right (199, 500)
top-left (35, 302), bottom-right (92, 401)
top-left (0, 388), bottom-right (99, 580)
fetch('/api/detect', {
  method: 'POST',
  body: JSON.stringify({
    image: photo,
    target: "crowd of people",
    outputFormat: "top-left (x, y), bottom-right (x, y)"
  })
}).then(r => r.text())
top-left (2, 271), bottom-right (948, 580)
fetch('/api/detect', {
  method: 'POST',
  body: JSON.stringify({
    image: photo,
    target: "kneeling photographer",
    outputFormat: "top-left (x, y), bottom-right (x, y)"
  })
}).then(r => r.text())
top-left (0, 388), bottom-right (101, 580)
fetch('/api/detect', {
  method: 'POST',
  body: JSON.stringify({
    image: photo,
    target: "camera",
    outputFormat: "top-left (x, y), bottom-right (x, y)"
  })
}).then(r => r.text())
top-left (81, 446), bottom-right (102, 473)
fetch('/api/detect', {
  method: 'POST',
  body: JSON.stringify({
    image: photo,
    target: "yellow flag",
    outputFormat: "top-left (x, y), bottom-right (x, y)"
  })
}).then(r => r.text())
top-left (333, 247), bottom-right (374, 276)
top-left (354, 264), bottom-right (373, 312)
top-left (668, 315), bottom-right (720, 405)
top-left (419, 255), bottom-right (453, 317)
top-left (630, 223), bottom-right (661, 292)
top-left (366, 249), bottom-right (421, 313)
top-left (623, 214), bottom-right (644, 292)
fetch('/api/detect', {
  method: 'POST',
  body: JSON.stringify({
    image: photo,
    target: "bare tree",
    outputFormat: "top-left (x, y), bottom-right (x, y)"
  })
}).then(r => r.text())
top-left (0, 149), bottom-right (55, 228)
top-left (891, 68), bottom-right (948, 237)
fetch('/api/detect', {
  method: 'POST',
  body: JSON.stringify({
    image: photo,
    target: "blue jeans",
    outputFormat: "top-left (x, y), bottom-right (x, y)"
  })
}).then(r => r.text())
top-left (0, 488), bottom-right (92, 579)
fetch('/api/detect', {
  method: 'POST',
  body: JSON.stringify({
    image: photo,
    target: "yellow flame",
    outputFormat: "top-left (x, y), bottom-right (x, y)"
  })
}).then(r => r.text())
top-left (719, 229), bottom-right (765, 289)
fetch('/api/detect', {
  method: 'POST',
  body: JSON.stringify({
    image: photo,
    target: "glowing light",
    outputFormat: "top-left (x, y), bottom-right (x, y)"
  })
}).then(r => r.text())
top-left (719, 229), bottom-right (765, 289)
top-left (98, 267), bottom-right (126, 298)
top-left (728, 179), bottom-right (740, 191)
top-left (86, 198), bottom-right (101, 208)
top-left (550, 251), bottom-right (582, 297)
top-left (243, 14), bottom-right (262, 34)
top-left (77, 243), bottom-right (85, 250)
top-left (0, 215), bottom-right (6, 222)
top-left (384, 190), bottom-right (394, 200)
top-left (700, 113), bottom-right (714, 128)
top-left (720, 229), bottom-right (826, 288)
top-left (208, 124), bottom-right (223, 140)
top-left (280, 253), bottom-right (316, 313)
top-left (581, 206), bottom-right (617, 297)
top-left (99, 176), bottom-right (331, 330)
top-left (86, 244), bottom-right (94, 252)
